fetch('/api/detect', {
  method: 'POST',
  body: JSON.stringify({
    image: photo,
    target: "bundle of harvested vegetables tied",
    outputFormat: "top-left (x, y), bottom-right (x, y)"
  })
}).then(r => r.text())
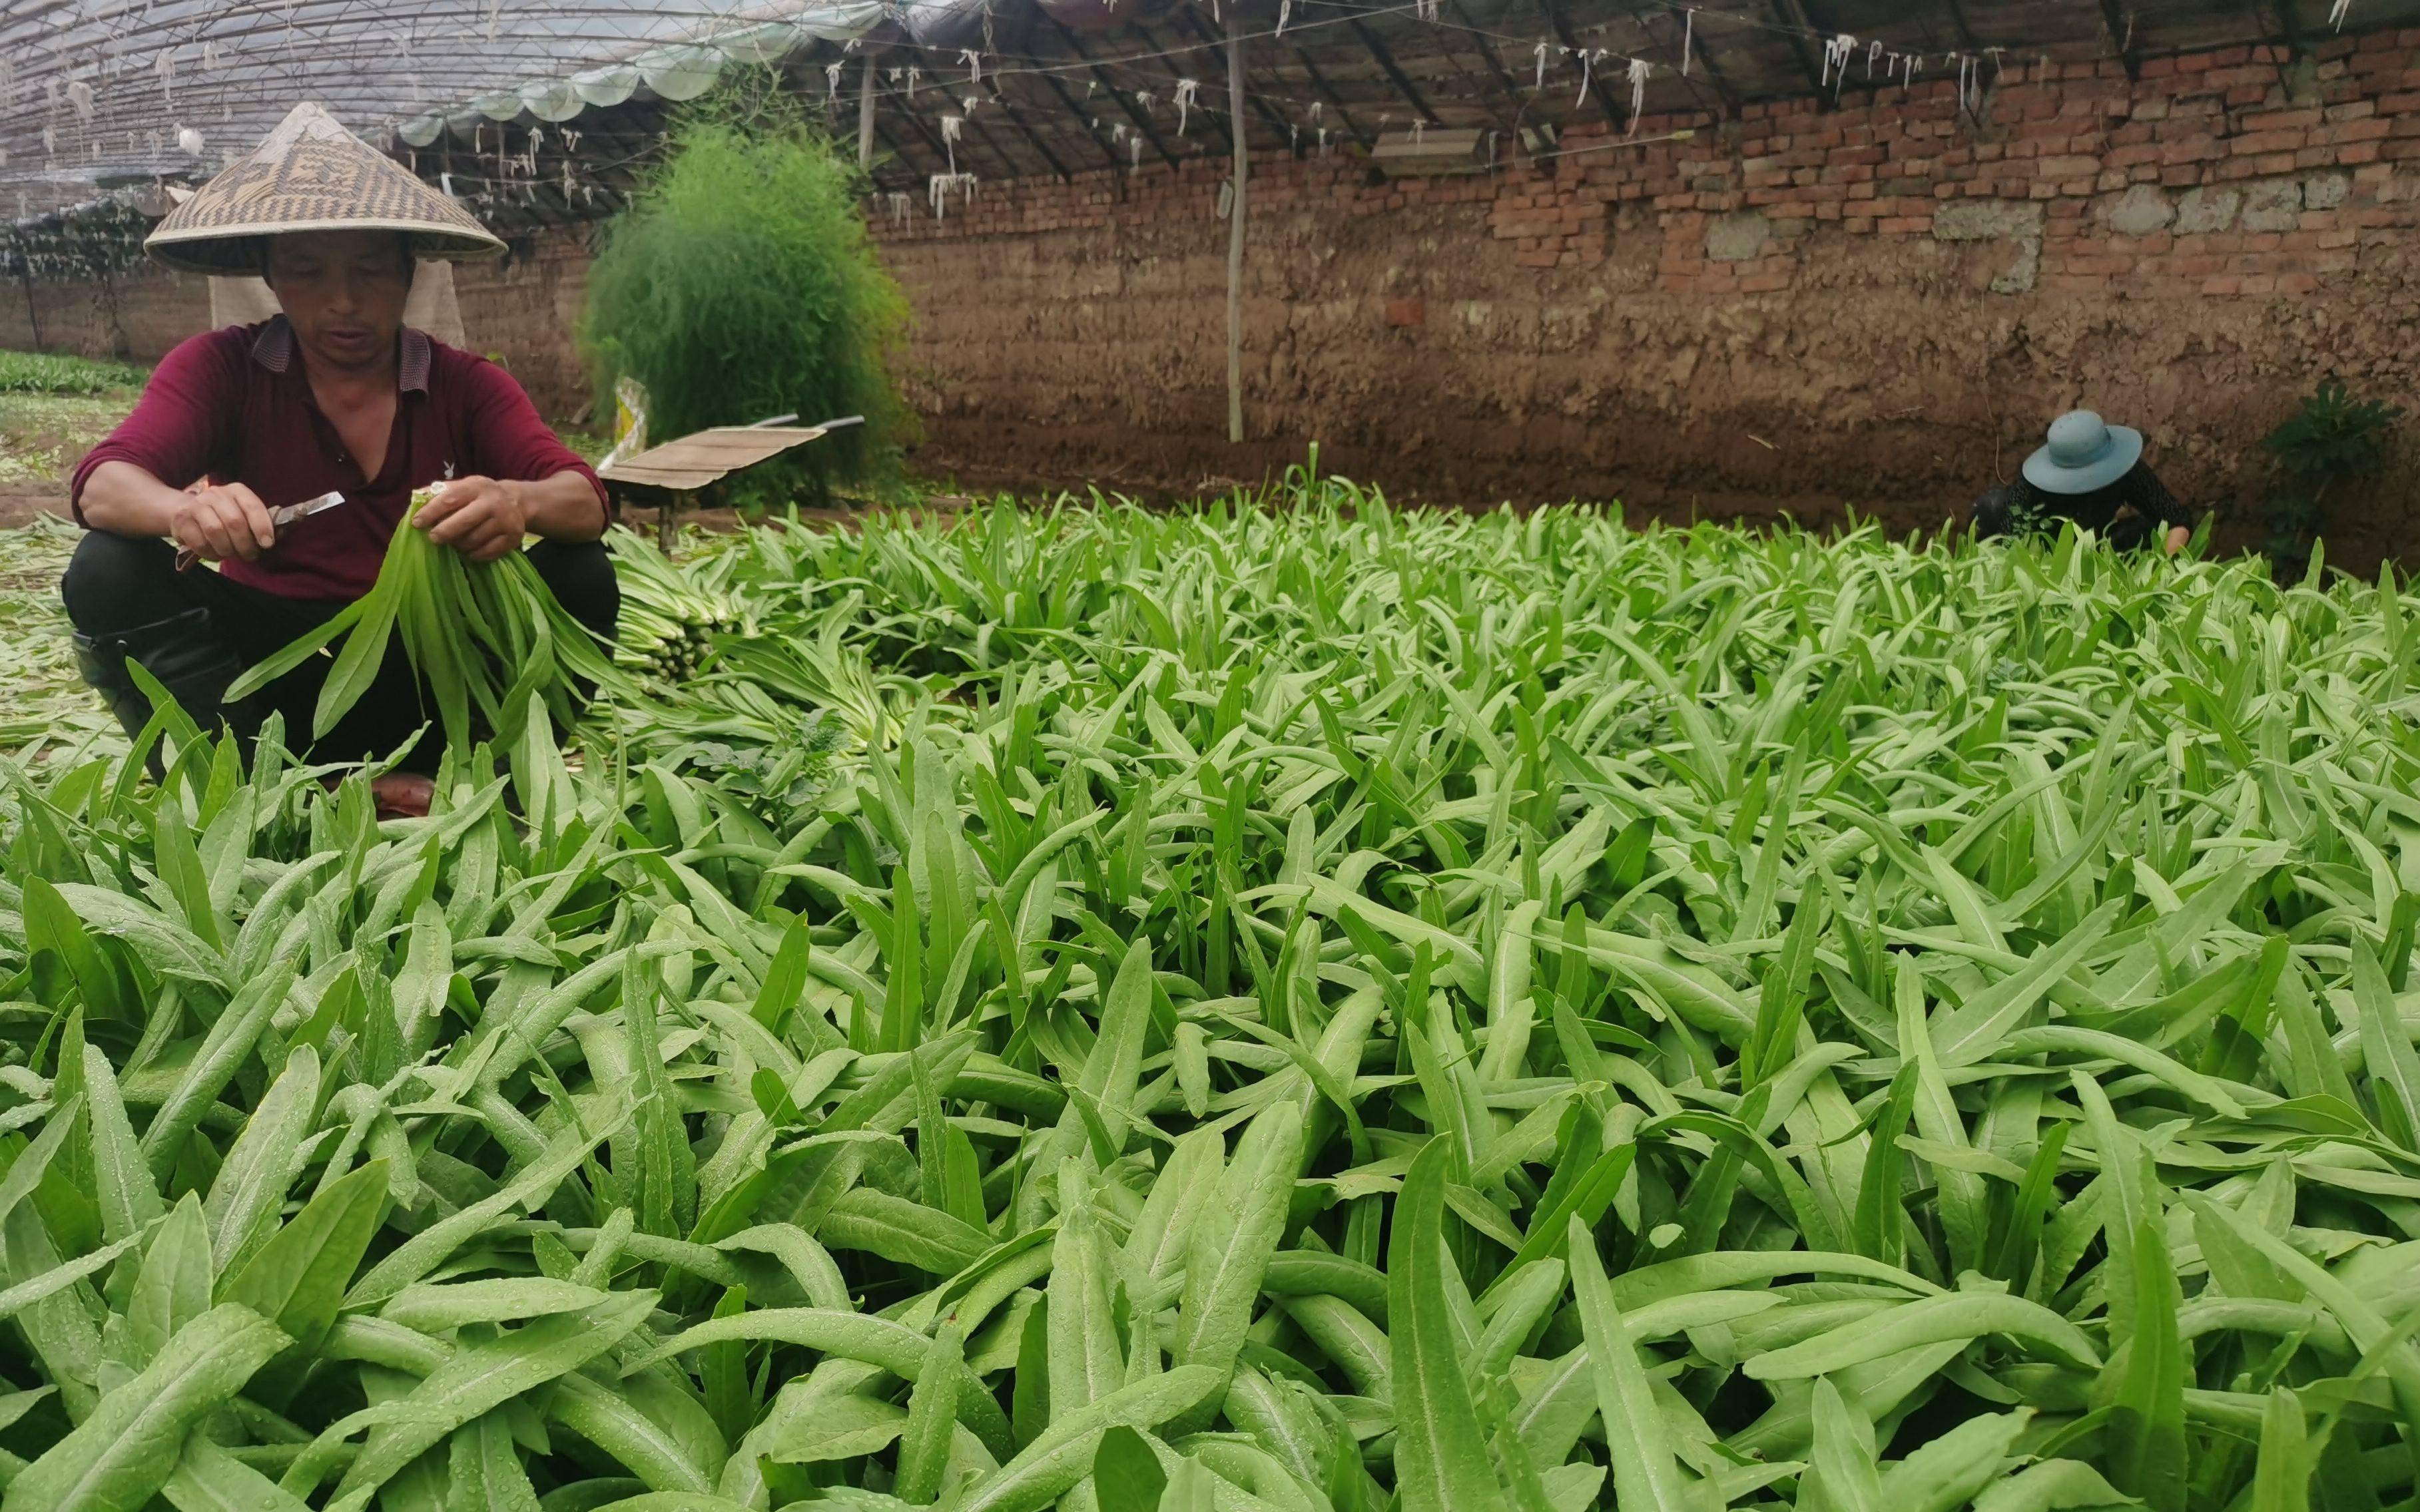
top-left (226, 487), bottom-right (629, 750)
top-left (611, 525), bottom-right (747, 684)
top-left (2, 488), bottom-right (2418, 1512)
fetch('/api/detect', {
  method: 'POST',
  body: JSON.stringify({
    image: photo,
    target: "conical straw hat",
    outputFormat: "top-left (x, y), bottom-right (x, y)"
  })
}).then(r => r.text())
top-left (147, 102), bottom-right (505, 274)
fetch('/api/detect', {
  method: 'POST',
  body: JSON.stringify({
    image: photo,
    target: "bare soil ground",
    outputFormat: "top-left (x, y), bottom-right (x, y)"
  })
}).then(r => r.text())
top-left (0, 388), bottom-right (135, 527)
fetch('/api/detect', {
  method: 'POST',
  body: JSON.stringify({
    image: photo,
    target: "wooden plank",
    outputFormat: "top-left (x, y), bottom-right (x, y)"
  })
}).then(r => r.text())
top-left (600, 427), bottom-right (832, 489)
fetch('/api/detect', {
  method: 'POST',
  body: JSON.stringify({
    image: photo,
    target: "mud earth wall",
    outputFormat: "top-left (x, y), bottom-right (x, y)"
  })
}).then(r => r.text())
top-left (13, 31), bottom-right (2420, 569)
top-left (871, 31), bottom-right (2420, 571)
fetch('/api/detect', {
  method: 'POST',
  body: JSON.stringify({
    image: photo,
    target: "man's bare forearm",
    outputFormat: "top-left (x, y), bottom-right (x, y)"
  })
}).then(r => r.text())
top-left (81, 461), bottom-right (278, 561)
top-left (517, 471), bottom-right (609, 543)
top-left (78, 460), bottom-right (188, 537)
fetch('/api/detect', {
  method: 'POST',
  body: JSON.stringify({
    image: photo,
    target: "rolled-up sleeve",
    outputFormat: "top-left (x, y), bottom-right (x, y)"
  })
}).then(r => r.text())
top-left (69, 330), bottom-right (243, 522)
top-left (458, 359), bottom-right (609, 527)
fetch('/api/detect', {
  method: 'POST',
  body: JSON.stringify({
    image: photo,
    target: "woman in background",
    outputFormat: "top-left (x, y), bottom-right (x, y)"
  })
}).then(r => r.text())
top-left (1973, 409), bottom-right (2194, 554)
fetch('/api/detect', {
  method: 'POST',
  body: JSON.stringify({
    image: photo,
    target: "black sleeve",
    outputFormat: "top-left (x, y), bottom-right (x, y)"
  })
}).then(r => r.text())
top-left (1972, 484), bottom-right (2018, 539)
top-left (2129, 466), bottom-right (2193, 531)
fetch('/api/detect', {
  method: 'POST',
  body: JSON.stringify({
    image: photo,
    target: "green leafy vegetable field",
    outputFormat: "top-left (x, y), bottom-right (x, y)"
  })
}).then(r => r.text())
top-left (3, 489), bottom-right (2417, 1512)
top-left (0, 350), bottom-right (147, 398)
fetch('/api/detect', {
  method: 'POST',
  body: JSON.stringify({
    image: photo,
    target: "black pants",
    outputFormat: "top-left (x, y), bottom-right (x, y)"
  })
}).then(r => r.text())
top-left (62, 531), bottom-right (619, 770)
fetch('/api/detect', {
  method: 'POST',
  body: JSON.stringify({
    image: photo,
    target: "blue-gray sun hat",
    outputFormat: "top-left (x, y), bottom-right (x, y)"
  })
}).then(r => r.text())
top-left (2022, 410), bottom-right (2145, 496)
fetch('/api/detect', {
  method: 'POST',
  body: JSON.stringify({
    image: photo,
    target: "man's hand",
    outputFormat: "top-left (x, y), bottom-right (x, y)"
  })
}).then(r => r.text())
top-left (416, 476), bottom-right (529, 563)
top-left (169, 481), bottom-right (278, 563)
top-left (2165, 525), bottom-right (2190, 557)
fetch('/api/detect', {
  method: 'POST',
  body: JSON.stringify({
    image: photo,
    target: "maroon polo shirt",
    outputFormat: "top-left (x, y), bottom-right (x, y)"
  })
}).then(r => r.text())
top-left (71, 317), bottom-right (606, 602)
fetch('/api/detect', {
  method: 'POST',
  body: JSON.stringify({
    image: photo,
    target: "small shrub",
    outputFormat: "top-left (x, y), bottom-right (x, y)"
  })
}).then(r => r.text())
top-left (580, 90), bottom-right (913, 500)
top-left (2259, 379), bottom-right (2403, 578)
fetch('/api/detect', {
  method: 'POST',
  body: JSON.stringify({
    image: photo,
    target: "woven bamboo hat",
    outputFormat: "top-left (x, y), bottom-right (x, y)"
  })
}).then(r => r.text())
top-left (146, 102), bottom-right (505, 275)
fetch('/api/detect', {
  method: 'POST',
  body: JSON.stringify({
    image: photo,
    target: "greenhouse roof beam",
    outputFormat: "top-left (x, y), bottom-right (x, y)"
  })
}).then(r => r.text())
top-left (1173, 9), bottom-right (1297, 149)
top-left (1633, 0), bottom-right (1740, 116)
top-left (1042, 14), bottom-right (1185, 172)
top-left (1532, 0), bottom-right (1622, 132)
top-left (2096, 0), bottom-right (2144, 76)
top-left (1763, 0), bottom-right (1833, 97)
top-left (1349, 17), bottom-right (1444, 127)
top-left (1290, 47), bottom-right (1375, 150)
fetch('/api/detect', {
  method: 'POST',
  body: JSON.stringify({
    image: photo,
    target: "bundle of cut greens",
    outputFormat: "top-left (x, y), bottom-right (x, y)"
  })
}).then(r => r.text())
top-left (609, 524), bottom-right (745, 682)
top-left (226, 489), bottom-right (627, 748)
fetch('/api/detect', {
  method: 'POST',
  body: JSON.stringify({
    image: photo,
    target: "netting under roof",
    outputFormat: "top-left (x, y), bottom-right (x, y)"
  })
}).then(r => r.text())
top-left (7, 0), bottom-right (2419, 254)
top-left (0, 0), bottom-right (896, 224)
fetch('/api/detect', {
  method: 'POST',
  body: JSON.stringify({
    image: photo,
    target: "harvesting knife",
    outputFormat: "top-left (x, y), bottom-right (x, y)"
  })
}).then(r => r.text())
top-left (174, 489), bottom-right (348, 571)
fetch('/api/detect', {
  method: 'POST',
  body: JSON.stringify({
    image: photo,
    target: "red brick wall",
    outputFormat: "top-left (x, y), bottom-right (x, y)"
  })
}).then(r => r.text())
top-left (877, 38), bottom-right (2409, 289)
top-left (868, 31), bottom-right (2420, 568)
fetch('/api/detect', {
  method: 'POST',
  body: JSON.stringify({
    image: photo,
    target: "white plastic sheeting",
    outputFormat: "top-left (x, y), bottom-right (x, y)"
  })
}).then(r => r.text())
top-left (798, 1), bottom-right (890, 41)
top-left (635, 45), bottom-right (728, 103)
top-left (0, 0), bottom-right (890, 223)
top-left (521, 80), bottom-right (588, 124)
top-left (571, 65), bottom-right (645, 110)
top-left (720, 23), bottom-right (808, 64)
top-left (903, 0), bottom-right (992, 52)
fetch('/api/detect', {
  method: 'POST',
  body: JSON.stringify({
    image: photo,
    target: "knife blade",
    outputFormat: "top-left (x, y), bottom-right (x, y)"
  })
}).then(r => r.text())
top-left (174, 491), bottom-right (348, 571)
top-left (272, 490), bottom-right (348, 529)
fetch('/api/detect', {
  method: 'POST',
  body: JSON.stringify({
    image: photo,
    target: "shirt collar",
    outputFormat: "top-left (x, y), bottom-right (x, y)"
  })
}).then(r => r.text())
top-left (250, 315), bottom-right (432, 393)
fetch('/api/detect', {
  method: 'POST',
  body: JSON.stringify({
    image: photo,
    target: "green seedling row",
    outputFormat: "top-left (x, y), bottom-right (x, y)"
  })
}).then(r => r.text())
top-left (1, 489), bottom-right (2415, 1512)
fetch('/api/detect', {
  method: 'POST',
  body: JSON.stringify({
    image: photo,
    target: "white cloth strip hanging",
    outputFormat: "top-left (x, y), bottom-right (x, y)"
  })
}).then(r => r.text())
top-left (1821, 34), bottom-right (1856, 91)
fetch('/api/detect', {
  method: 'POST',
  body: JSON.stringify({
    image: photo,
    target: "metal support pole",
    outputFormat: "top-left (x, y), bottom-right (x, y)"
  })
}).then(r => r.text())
top-left (858, 53), bottom-right (880, 170)
top-left (1225, 11), bottom-right (1247, 445)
